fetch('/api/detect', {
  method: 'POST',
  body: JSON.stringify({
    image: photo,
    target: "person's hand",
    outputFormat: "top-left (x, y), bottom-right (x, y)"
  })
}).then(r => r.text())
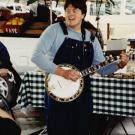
top-left (0, 108), bottom-right (14, 120)
top-left (55, 67), bottom-right (81, 81)
top-left (0, 68), bottom-right (9, 77)
top-left (118, 51), bottom-right (129, 69)
top-left (62, 69), bottom-right (81, 81)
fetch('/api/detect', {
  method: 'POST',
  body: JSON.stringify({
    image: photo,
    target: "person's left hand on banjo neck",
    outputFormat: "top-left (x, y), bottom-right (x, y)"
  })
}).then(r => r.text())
top-left (117, 51), bottom-right (129, 69)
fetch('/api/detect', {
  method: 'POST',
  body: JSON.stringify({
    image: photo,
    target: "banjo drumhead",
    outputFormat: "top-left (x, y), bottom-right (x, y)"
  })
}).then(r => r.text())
top-left (0, 77), bottom-right (9, 99)
top-left (0, 72), bottom-right (16, 108)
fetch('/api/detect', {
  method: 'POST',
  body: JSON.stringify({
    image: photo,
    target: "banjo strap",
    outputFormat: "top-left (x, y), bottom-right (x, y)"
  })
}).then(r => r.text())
top-left (59, 22), bottom-right (68, 35)
top-left (59, 21), bottom-right (86, 42)
top-left (59, 21), bottom-right (95, 43)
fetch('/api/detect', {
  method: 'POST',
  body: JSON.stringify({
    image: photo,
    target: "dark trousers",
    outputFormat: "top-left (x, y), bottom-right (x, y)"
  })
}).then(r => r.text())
top-left (47, 90), bottom-right (90, 135)
top-left (89, 113), bottom-right (109, 135)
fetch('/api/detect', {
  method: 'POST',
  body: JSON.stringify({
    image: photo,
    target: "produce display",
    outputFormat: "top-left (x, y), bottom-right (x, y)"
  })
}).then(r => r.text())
top-left (3, 16), bottom-right (29, 34)
top-left (6, 17), bottom-right (26, 26)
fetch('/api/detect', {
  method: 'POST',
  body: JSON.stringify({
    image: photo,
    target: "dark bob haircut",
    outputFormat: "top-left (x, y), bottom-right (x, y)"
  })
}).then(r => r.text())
top-left (64, 0), bottom-right (87, 15)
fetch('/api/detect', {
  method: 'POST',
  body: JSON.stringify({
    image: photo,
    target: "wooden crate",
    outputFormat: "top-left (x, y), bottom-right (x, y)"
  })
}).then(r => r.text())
top-left (3, 20), bottom-right (30, 34)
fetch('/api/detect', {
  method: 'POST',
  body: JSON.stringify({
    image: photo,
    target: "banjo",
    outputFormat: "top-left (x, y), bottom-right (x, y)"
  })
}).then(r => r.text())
top-left (0, 71), bottom-right (16, 108)
top-left (45, 49), bottom-right (133, 102)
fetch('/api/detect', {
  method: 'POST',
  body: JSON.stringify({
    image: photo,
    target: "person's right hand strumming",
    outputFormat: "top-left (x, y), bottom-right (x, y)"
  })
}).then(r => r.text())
top-left (55, 67), bottom-right (81, 81)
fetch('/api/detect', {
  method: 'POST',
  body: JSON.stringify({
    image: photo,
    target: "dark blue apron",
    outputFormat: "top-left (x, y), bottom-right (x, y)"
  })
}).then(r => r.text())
top-left (47, 23), bottom-right (94, 135)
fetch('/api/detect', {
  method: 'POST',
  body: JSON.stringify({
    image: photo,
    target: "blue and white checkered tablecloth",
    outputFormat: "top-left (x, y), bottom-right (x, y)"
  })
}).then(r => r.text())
top-left (17, 71), bottom-right (135, 117)
top-left (17, 71), bottom-right (46, 108)
top-left (90, 77), bottom-right (135, 117)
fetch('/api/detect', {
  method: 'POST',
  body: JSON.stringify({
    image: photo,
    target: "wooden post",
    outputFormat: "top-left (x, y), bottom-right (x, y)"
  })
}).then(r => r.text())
top-left (50, 0), bottom-right (53, 24)
top-left (107, 23), bottom-right (110, 40)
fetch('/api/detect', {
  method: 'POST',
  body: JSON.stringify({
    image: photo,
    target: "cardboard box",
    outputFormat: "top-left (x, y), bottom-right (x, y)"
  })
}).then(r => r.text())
top-left (106, 38), bottom-right (127, 51)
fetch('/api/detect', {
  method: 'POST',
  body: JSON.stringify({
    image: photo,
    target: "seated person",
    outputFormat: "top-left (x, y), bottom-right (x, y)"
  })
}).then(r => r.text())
top-left (0, 41), bottom-right (21, 108)
top-left (0, 108), bottom-right (21, 135)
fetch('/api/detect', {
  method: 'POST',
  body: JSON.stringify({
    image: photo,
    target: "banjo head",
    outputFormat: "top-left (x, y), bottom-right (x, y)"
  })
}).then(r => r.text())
top-left (0, 72), bottom-right (16, 108)
top-left (45, 64), bottom-right (84, 102)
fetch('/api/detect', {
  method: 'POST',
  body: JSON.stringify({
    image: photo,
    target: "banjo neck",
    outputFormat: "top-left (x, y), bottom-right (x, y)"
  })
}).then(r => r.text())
top-left (80, 49), bottom-right (134, 77)
top-left (81, 56), bottom-right (114, 77)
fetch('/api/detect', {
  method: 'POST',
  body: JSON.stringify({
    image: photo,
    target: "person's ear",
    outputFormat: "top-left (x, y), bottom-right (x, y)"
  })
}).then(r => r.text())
top-left (82, 14), bottom-right (85, 19)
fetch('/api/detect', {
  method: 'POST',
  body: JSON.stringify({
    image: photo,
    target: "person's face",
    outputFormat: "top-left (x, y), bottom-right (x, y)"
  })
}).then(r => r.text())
top-left (65, 4), bottom-right (85, 31)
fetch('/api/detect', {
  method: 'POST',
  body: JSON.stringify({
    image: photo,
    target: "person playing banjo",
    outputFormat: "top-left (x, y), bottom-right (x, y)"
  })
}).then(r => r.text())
top-left (31, 0), bottom-right (129, 135)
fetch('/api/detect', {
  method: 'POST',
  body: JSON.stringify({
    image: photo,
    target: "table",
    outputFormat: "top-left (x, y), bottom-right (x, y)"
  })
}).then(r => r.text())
top-left (17, 71), bottom-right (135, 117)
top-left (17, 71), bottom-right (45, 108)
top-left (91, 77), bottom-right (135, 117)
